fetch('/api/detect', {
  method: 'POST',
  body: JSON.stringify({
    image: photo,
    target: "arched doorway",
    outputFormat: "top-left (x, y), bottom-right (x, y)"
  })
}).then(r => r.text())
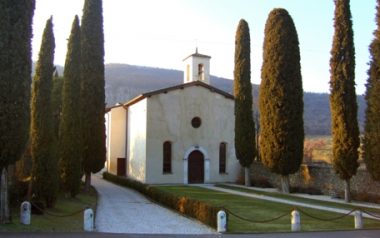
top-left (188, 150), bottom-right (204, 183)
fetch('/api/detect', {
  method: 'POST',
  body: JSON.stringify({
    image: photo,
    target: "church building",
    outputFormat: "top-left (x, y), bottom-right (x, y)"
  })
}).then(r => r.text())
top-left (105, 50), bottom-right (240, 184)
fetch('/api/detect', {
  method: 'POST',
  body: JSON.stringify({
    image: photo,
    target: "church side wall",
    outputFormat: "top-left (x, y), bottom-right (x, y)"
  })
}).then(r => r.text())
top-left (127, 99), bottom-right (147, 183)
top-left (144, 86), bottom-right (240, 184)
top-left (106, 106), bottom-right (127, 175)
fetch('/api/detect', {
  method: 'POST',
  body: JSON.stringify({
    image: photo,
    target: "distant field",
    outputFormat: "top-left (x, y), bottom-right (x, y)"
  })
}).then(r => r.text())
top-left (304, 136), bottom-right (333, 164)
top-left (304, 136), bottom-right (364, 165)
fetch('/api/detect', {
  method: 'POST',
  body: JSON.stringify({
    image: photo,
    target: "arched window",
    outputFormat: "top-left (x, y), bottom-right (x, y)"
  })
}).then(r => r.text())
top-left (163, 141), bottom-right (172, 173)
top-left (186, 64), bottom-right (190, 82)
top-left (198, 63), bottom-right (204, 81)
top-left (219, 142), bottom-right (227, 174)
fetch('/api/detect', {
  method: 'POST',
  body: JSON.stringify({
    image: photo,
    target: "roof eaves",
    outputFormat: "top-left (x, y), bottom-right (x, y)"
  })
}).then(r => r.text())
top-left (123, 94), bottom-right (146, 108)
top-left (122, 80), bottom-right (234, 108)
top-left (105, 103), bottom-right (124, 112)
top-left (183, 53), bottom-right (212, 61)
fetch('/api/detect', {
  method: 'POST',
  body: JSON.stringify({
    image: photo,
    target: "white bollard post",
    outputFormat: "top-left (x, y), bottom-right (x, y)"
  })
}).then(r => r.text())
top-left (217, 210), bottom-right (227, 233)
top-left (291, 210), bottom-right (301, 232)
top-left (84, 208), bottom-right (94, 231)
top-left (20, 201), bottom-right (31, 225)
top-left (354, 210), bottom-right (363, 229)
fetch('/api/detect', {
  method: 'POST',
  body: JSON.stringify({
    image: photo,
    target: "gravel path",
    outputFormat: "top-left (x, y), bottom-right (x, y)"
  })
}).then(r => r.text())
top-left (92, 174), bottom-right (216, 234)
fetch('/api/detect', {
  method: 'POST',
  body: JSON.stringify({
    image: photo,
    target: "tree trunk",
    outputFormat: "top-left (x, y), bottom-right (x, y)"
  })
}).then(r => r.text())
top-left (45, 196), bottom-right (56, 209)
top-left (281, 175), bottom-right (290, 193)
top-left (244, 167), bottom-right (251, 186)
top-left (0, 168), bottom-right (10, 224)
top-left (344, 179), bottom-right (351, 203)
top-left (27, 180), bottom-right (33, 201)
top-left (84, 172), bottom-right (91, 192)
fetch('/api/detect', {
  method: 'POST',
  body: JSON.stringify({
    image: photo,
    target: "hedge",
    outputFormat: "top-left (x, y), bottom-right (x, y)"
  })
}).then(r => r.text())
top-left (102, 172), bottom-right (219, 228)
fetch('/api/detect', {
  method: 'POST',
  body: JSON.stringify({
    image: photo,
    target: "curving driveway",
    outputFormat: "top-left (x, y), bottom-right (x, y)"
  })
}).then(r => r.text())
top-left (92, 174), bottom-right (216, 234)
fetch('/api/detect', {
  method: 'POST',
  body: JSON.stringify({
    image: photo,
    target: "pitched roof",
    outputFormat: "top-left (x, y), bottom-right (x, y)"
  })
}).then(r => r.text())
top-left (123, 80), bottom-right (234, 108)
top-left (183, 52), bottom-right (211, 61)
top-left (105, 103), bottom-right (124, 113)
top-left (183, 49), bottom-right (211, 61)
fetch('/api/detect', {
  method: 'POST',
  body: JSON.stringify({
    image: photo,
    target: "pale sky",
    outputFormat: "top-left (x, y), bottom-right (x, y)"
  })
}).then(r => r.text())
top-left (32, 0), bottom-right (377, 94)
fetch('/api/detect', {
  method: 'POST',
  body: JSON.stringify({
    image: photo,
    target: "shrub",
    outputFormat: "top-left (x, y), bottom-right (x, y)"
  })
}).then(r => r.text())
top-left (235, 173), bottom-right (246, 185)
top-left (351, 192), bottom-right (380, 204)
top-left (102, 172), bottom-right (219, 228)
top-left (31, 201), bottom-right (45, 215)
top-left (9, 178), bottom-right (30, 206)
top-left (290, 186), bottom-right (323, 195)
top-left (251, 177), bottom-right (273, 188)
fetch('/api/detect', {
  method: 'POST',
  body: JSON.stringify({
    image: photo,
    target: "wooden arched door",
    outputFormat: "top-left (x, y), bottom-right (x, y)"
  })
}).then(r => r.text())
top-left (188, 150), bottom-right (204, 183)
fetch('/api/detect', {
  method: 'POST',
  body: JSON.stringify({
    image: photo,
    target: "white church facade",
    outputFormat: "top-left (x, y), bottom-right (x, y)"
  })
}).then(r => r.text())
top-left (105, 50), bottom-right (241, 184)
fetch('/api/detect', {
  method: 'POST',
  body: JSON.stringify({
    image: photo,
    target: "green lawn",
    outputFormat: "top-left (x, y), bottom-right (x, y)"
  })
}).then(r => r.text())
top-left (217, 184), bottom-right (380, 214)
top-left (0, 187), bottom-right (97, 232)
top-left (154, 185), bottom-right (380, 233)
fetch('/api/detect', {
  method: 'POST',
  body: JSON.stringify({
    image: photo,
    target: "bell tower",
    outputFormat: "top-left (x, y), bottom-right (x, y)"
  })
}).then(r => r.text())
top-left (183, 48), bottom-right (211, 84)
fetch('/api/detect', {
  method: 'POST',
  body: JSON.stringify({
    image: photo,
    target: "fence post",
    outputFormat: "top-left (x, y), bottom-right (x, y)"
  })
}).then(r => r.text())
top-left (354, 210), bottom-right (363, 229)
top-left (84, 208), bottom-right (94, 231)
top-left (217, 210), bottom-right (227, 233)
top-left (291, 209), bottom-right (301, 232)
top-left (20, 201), bottom-right (31, 225)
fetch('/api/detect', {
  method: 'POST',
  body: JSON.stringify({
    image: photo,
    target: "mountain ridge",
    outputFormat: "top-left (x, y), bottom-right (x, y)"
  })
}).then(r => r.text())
top-left (51, 63), bottom-right (365, 136)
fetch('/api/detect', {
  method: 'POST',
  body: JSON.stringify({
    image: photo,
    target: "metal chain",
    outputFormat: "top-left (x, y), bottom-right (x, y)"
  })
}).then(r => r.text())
top-left (290, 207), bottom-right (357, 222)
top-left (31, 201), bottom-right (91, 218)
top-left (221, 205), bottom-right (380, 224)
top-left (361, 209), bottom-right (380, 219)
top-left (221, 207), bottom-right (291, 223)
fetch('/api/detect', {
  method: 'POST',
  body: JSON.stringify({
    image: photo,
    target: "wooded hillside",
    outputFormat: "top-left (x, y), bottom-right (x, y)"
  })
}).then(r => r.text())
top-left (50, 63), bottom-right (365, 136)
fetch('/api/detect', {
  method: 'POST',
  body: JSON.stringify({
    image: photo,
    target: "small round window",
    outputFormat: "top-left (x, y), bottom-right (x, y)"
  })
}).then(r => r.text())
top-left (191, 117), bottom-right (202, 128)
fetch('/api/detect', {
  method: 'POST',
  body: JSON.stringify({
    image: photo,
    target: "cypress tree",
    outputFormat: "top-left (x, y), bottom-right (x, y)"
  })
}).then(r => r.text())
top-left (233, 19), bottom-right (256, 186)
top-left (259, 8), bottom-right (304, 193)
top-left (51, 71), bottom-right (63, 140)
top-left (60, 16), bottom-right (82, 197)
top-left (51, 72), bottom-right (63, 196)
top-left (81, 0), bottom-right (106, 190)
top-left (363, 0), bottom-right (380, 181)
top-left (329, 0), bottom-right (359, 203)
top-left (31, 17), bottom-right (59, 208)
top-left (0, 0), bottom-right (35, 223)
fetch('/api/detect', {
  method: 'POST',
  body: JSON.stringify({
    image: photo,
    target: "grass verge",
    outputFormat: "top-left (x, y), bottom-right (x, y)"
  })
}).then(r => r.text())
top-left (0, 186), bottom-right (97, 232)
top-left (217, 184), bottom-right (380, 214)
top-left (154, 185), bottom-right (380, 233)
